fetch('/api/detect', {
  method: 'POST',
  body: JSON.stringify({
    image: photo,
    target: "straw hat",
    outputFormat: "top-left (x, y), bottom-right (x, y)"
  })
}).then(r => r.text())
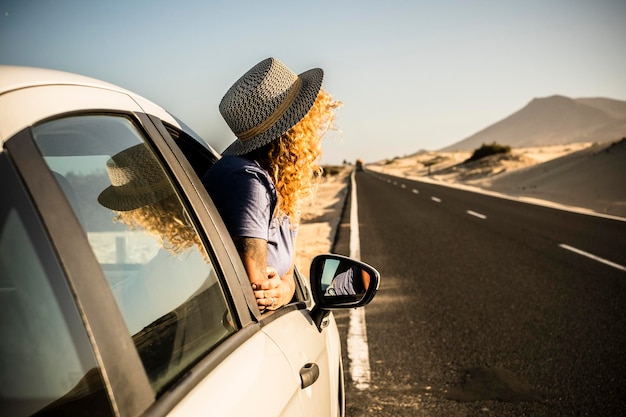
top-left (98, 144), bottom-right (174, 211)
top-left (220, 57), bottom-right (323, 156)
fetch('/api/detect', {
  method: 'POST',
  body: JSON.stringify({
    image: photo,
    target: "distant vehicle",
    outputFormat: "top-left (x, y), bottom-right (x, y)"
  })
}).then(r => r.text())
top-left (0, 65), bottom-right (379, 417)
top-left (356, 158), bottom-right (364, 171)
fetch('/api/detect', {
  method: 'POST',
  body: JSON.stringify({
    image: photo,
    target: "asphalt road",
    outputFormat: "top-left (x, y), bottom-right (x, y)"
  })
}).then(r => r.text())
top-left (332, 169), bottom-right (626, 416)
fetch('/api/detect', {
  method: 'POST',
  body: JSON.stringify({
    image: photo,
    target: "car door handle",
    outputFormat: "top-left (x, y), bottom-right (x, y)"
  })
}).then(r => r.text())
top-left (300, 363), bottom-right (320, 389)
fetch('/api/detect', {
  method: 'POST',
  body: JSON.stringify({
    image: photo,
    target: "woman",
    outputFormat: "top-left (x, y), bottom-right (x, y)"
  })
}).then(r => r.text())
top-left (203, 57), bottom-right (341, 311)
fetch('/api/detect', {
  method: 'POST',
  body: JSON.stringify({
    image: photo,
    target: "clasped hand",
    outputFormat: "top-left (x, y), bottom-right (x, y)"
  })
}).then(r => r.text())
top-left (252, 267), bottom-right (284, 311)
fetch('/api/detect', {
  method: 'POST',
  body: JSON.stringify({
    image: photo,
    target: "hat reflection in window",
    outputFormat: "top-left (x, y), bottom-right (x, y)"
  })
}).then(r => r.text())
top-left (97, 144), bottom-right (206, 260)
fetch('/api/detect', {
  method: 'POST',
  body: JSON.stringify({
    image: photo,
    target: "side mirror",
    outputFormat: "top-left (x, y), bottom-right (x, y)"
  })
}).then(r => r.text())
top-left (309, 254), bottom-right (380, 331)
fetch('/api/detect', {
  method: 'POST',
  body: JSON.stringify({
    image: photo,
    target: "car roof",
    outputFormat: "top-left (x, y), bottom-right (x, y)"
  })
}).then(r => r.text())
top-left (0, 65), bottom-right (185, 144)
top-left (0, 65), bottom-right (136, 97)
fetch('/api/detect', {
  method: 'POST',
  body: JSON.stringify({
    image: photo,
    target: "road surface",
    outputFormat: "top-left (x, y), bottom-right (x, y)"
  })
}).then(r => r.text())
top-left (332, 169), bottom-right (626, 416)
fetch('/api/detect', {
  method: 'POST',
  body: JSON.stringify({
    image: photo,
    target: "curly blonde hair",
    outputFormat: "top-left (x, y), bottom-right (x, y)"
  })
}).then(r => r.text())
top-left (250, 88), bottom-right (341, 226)
top-left (114, 195), bottom-right (207, 259)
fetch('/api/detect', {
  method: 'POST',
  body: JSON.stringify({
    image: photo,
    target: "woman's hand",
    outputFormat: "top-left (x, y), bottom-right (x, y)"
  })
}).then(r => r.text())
top-left (232, 236), bottom-right (296, 312)
top-left (253, 267), bottom-right (288, 311)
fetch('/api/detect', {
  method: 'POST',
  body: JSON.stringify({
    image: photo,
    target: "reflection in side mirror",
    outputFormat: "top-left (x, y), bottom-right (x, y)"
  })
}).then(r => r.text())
top-left (310, 254), bottom-right (380, 331)
top-left (323, 259), bottom-right (370, 297)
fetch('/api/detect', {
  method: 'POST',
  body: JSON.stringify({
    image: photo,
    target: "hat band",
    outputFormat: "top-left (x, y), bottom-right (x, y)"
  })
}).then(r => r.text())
top-left (113, 179), bottom-right (171, 196)
top-left (236, 77), bottom-right (302, 141)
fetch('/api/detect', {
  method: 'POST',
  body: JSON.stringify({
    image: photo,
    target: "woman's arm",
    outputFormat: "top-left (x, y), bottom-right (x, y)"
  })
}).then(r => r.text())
top-left (232, 236), bottom-right (269, 286)
top-left (232, 236), bottom-right (295, 311)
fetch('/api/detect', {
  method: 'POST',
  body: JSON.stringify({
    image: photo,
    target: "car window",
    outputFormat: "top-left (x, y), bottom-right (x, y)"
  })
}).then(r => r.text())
top-left (31, 115), bottom-right (237, 395)
top-left (0, 154), bottom-right (114, 417)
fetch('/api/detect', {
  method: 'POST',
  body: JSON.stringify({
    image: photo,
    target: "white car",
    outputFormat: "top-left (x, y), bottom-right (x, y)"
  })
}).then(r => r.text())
top-left (0, 66), bottom-right (379, 417)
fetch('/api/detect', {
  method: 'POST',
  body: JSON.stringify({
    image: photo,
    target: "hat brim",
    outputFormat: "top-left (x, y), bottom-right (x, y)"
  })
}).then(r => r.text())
top-left (98, 184), bottom-right (174, 211)
top-left (222, 67), bottom-right (324, 156)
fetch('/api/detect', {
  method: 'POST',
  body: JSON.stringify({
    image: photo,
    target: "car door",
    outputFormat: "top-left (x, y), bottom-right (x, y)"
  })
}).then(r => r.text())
top-left (261, 306), bottom-right (341, 417)
top-left (20, 108), bottom-right (311, 416)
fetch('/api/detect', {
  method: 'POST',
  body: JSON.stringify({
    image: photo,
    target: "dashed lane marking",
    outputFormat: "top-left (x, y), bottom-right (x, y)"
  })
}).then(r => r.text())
top-left (559, 244), bottom-right (626, 272)
top-left (467, 210), bottom-right (487, 220)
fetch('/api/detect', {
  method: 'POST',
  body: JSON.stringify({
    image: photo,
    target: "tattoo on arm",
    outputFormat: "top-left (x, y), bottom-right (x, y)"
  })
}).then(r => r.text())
top-left (232, 237), bottom-right (267, 282)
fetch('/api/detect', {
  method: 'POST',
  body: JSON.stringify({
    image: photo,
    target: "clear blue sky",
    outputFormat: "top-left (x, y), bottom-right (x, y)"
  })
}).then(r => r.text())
top-left (2, 0), bottom-right (625, 164)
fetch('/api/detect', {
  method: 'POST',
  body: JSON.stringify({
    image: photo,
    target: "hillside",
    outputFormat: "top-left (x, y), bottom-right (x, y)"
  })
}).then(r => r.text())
top-left (369, 138), bottom-right (626, 218)
top-left (484, 138), bottom-right (626, 216)
top-left (442, 96), bottom-right (626, 151)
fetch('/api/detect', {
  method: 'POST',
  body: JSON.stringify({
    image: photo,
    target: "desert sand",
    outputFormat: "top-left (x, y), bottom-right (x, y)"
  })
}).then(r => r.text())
top-left (295, 138), bottom-right (626, 275)
top-left (369, 139), bottom-right (626, 219)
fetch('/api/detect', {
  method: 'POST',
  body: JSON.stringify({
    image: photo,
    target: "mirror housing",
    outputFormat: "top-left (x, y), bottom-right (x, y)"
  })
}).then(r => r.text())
top-left (309, 254), bottom-right (380, 331)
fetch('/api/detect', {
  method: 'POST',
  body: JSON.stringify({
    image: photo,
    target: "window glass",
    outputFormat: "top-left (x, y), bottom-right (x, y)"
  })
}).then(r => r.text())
top-left (0, 155), bottom-right (113, 416)
top-left (31, 115), bottom-right (237, 394)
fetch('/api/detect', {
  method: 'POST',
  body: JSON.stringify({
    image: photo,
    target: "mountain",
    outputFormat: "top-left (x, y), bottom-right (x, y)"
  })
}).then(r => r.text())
top-left (441, 96), bottom-right (626, 151)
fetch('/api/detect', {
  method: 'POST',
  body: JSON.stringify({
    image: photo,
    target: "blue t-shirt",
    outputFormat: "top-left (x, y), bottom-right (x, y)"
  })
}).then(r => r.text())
top-left (202, 155), bottom-right (295, 277)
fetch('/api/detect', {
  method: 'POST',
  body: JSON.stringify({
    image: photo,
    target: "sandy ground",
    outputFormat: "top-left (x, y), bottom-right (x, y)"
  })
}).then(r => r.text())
top-left (368, 139), bottom-right (626, 219)
top-left (296, 138), bottom-right (626, 273)
top-left (368, 142), bottom-right (595, 184)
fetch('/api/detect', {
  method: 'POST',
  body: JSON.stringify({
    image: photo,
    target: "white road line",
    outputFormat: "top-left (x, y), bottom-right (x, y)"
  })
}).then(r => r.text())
top-left (467, 210), bottom-right (487, 220)
top-left (412, 189), bottom-right (419, 194)
top-left (347, 306), bottom-right (370, 390)
top-left (350, 171), bottom-right (361, 261)
top-left (348, 170), bottom-right (371, 390)
top-left (559, 244), bottom-right (626, 272)
top-left (431, 196), bottom-right (442, 203)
